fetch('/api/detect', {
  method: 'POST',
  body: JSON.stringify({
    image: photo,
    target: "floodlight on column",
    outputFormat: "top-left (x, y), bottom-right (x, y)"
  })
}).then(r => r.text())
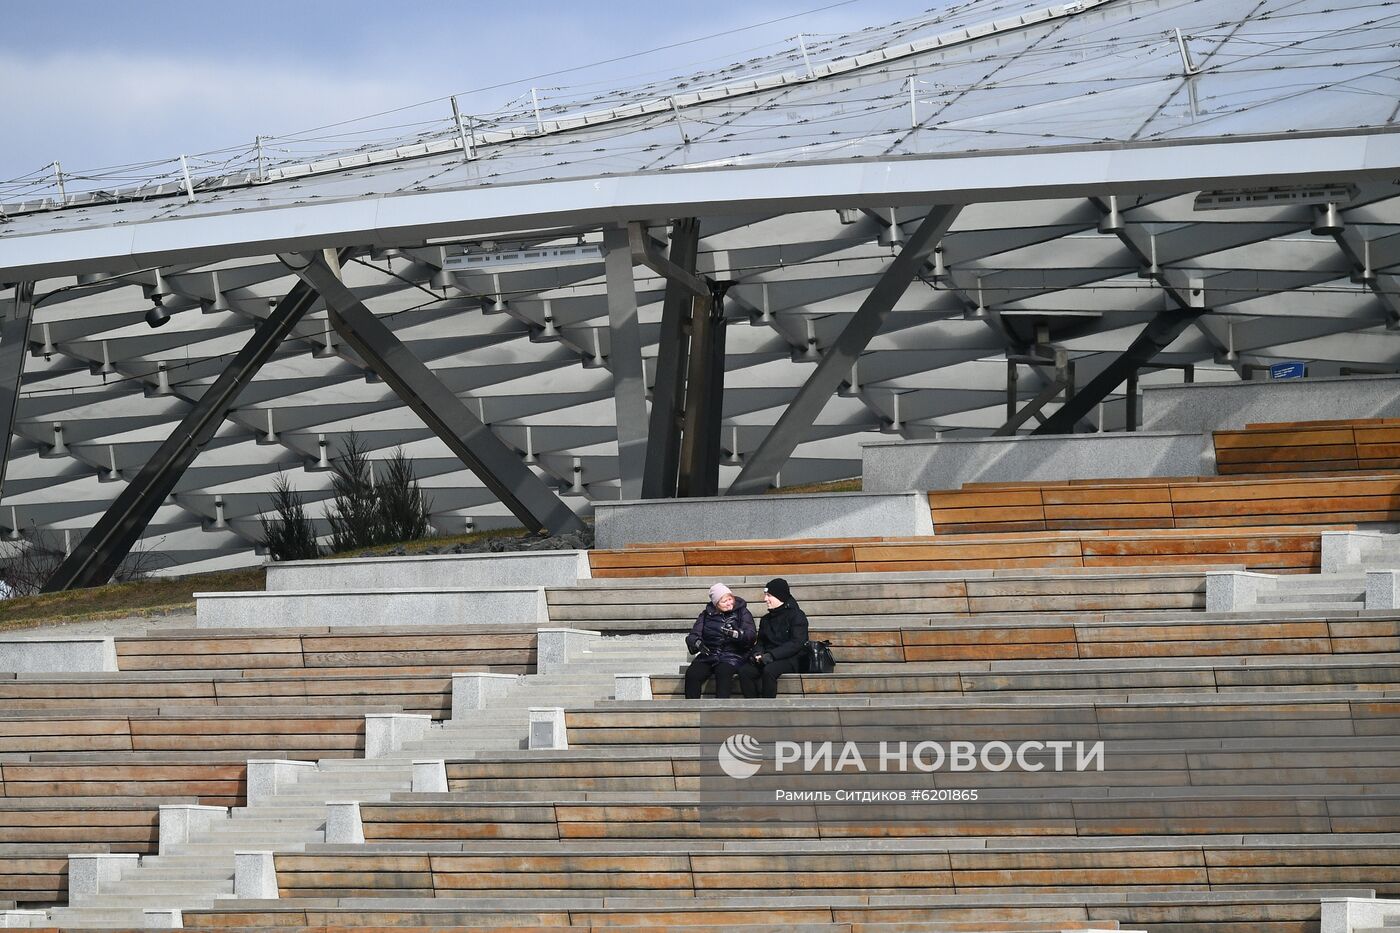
top-left (145, 296), bottom-right (171, 329)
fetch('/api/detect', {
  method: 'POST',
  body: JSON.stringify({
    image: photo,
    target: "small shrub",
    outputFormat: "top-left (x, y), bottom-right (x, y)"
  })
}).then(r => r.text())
top-left (377, 447), bottom-right (432, 544)
top-left (259, 473), bottom-right (320, 562)
top-left (327, 431), bottom-right (385, 552)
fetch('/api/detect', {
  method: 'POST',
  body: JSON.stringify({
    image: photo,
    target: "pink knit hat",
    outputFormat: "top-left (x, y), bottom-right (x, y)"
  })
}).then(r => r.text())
top-left (708, 583), bottom-right (734, 605)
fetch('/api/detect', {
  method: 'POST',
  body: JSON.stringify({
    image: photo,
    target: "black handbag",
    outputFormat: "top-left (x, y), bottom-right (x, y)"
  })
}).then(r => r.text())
top-left (801, 639), bottom-right (837, 674)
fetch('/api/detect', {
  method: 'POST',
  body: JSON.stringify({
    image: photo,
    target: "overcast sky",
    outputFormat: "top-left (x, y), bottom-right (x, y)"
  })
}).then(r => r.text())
top-left (1, 0), bottom-right (940, 184)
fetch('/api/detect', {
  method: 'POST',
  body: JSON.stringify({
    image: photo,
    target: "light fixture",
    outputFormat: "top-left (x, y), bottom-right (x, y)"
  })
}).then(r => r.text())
top-left (1097, 195), bottom-right (1124, 234)
top-left (1138, 233), bottom-right (1161, 279)
top-left (722, 426), bottom-right (744, 465)
top-left (963, 278), bottom-right (989, 320)
top-left (878, 209), bottom-right (903, 248)
top-left (145, 295), bottom-right (171, 328)
top-left (1312, 202), bottom-right (1344, 235)
top-left (802, 318), bottom-right (821, 360)
top-left (1352, 239), bottom-right (1376, 284)
top-left (931, 245), bottom-right (949, 282)
top-left (203, 271), bottom-right (232, 313)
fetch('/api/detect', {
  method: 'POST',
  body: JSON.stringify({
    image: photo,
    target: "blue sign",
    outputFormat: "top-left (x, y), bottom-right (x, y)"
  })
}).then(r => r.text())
top-left (1269, 361), bottom-right (1307, 380)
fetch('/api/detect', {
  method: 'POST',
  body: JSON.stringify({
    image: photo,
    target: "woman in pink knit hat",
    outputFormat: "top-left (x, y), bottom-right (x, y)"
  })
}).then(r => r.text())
top-left (683, 583), bottom-right (756, 699)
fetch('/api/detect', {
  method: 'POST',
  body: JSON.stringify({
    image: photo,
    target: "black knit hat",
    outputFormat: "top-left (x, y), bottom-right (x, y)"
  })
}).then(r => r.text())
top-left (763, 578), bottom-right (793, 604)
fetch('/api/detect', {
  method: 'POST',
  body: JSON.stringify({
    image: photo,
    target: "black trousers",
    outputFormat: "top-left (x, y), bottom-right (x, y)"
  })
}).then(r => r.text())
top-left (684, 656), bottom-right (740, 699)
top-left (738, 655), bottom-right (802, 699)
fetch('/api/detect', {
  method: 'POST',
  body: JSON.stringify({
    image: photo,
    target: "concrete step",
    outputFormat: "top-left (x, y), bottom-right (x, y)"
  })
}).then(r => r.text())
top-left (1270, 572), bottom-right (1367, 588)
top-left (55, 895), bottom-right (225, 911)
top-left (191, 828), bottom-right (324, 843)
top-left (1257, 590), bottom-right (1364, 603)
top-left (161, 840), bottom-right (316, 855)
top-left (96, 878), bottom-right (233, 895)
top-left (49, 904), bottom-right (223, 924)
top-left (1252, 600), bottom-right (1365, 612)
top-left (297, 766), bottom-right (414, 779)
top-left (303, 758), bottom-right (417, 770)
top-left (217, 810), bottom-right (326, 824)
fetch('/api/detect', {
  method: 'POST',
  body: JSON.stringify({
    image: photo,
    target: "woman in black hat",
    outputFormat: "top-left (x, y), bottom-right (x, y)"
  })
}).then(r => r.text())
top-left (738, 578), bottom-right (809, 699)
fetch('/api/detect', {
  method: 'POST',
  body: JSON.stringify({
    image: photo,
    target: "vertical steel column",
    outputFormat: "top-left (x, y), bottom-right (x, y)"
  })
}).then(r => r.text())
top-left (641, 219), bottom-right (699, 499)
top-left (294, 252), bottom-right (584, 536)
top-left (43, 252), bottom-right (348, 592)
top-left (602, 226), bottom-right (649, 500)
top-left (1005, 361), bottom-right (1017, 423)
top-left (676, 291), bottom-right (715, 499)
top-left (1126, 370), bottom-right (1139, 432)
top-left (692, 281), bottom-right (732, 498)
top-left (727, 204), bottom-right (962, 497)
top-left (0, 282), bottom-right (34, 503)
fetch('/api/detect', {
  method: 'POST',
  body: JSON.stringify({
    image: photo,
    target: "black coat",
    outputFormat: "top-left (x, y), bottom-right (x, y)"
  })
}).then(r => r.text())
top-left (754, 601), bottom-right (809, 664)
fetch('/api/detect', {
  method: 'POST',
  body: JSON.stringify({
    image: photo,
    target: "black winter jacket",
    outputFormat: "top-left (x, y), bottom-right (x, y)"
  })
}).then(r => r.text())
top-left (754, 601), bottom-right (809, 664)
top-left (686, 597), bottom-right (756, 665)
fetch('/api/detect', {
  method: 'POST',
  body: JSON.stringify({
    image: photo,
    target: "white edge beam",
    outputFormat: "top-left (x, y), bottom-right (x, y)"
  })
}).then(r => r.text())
top-left (1, 132), bottom-right (1398, 280)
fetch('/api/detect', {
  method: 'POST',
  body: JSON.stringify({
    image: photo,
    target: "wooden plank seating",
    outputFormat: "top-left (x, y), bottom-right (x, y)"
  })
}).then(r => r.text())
top-left (265, 837), bottom-right (1400, 899)
top-left (549, 572), bottom-right (1212, 629)
top-left (0, 799), bottom-right (165, 853)
top-left (588, 527), bottom-right (1330, 577)
top-left (542, 613), bottom-right (1400, 664)
top-left (650, 652), bottom-right (1400, 698)
top-left (562, 694), bottom-right (1400, 747)
top-left (929, 474), bottom-right (1400, 534)
top-left (0, 760), bottom-right (246, 807)
top-left (357, 791), bottom-right (1400, 842)
top-left (174, 890), bottom-right (1376, 933)
top-left (1215, 417), bottom-right (1400, 474)
top-left (0, 711), bottom-right (367, 758)
top-left (111, 628), bottom-right (537, 675)
top-left (129, 922), bottom-right (1130, 933)
top-left (437, 736), bottom-right (1400, 798)
top-left (0, 845), bottom-right (108, 906)
top-left (0, 670), bottom-right (454, 716)
top-left (8, 918), bottom-right (1125, 924)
